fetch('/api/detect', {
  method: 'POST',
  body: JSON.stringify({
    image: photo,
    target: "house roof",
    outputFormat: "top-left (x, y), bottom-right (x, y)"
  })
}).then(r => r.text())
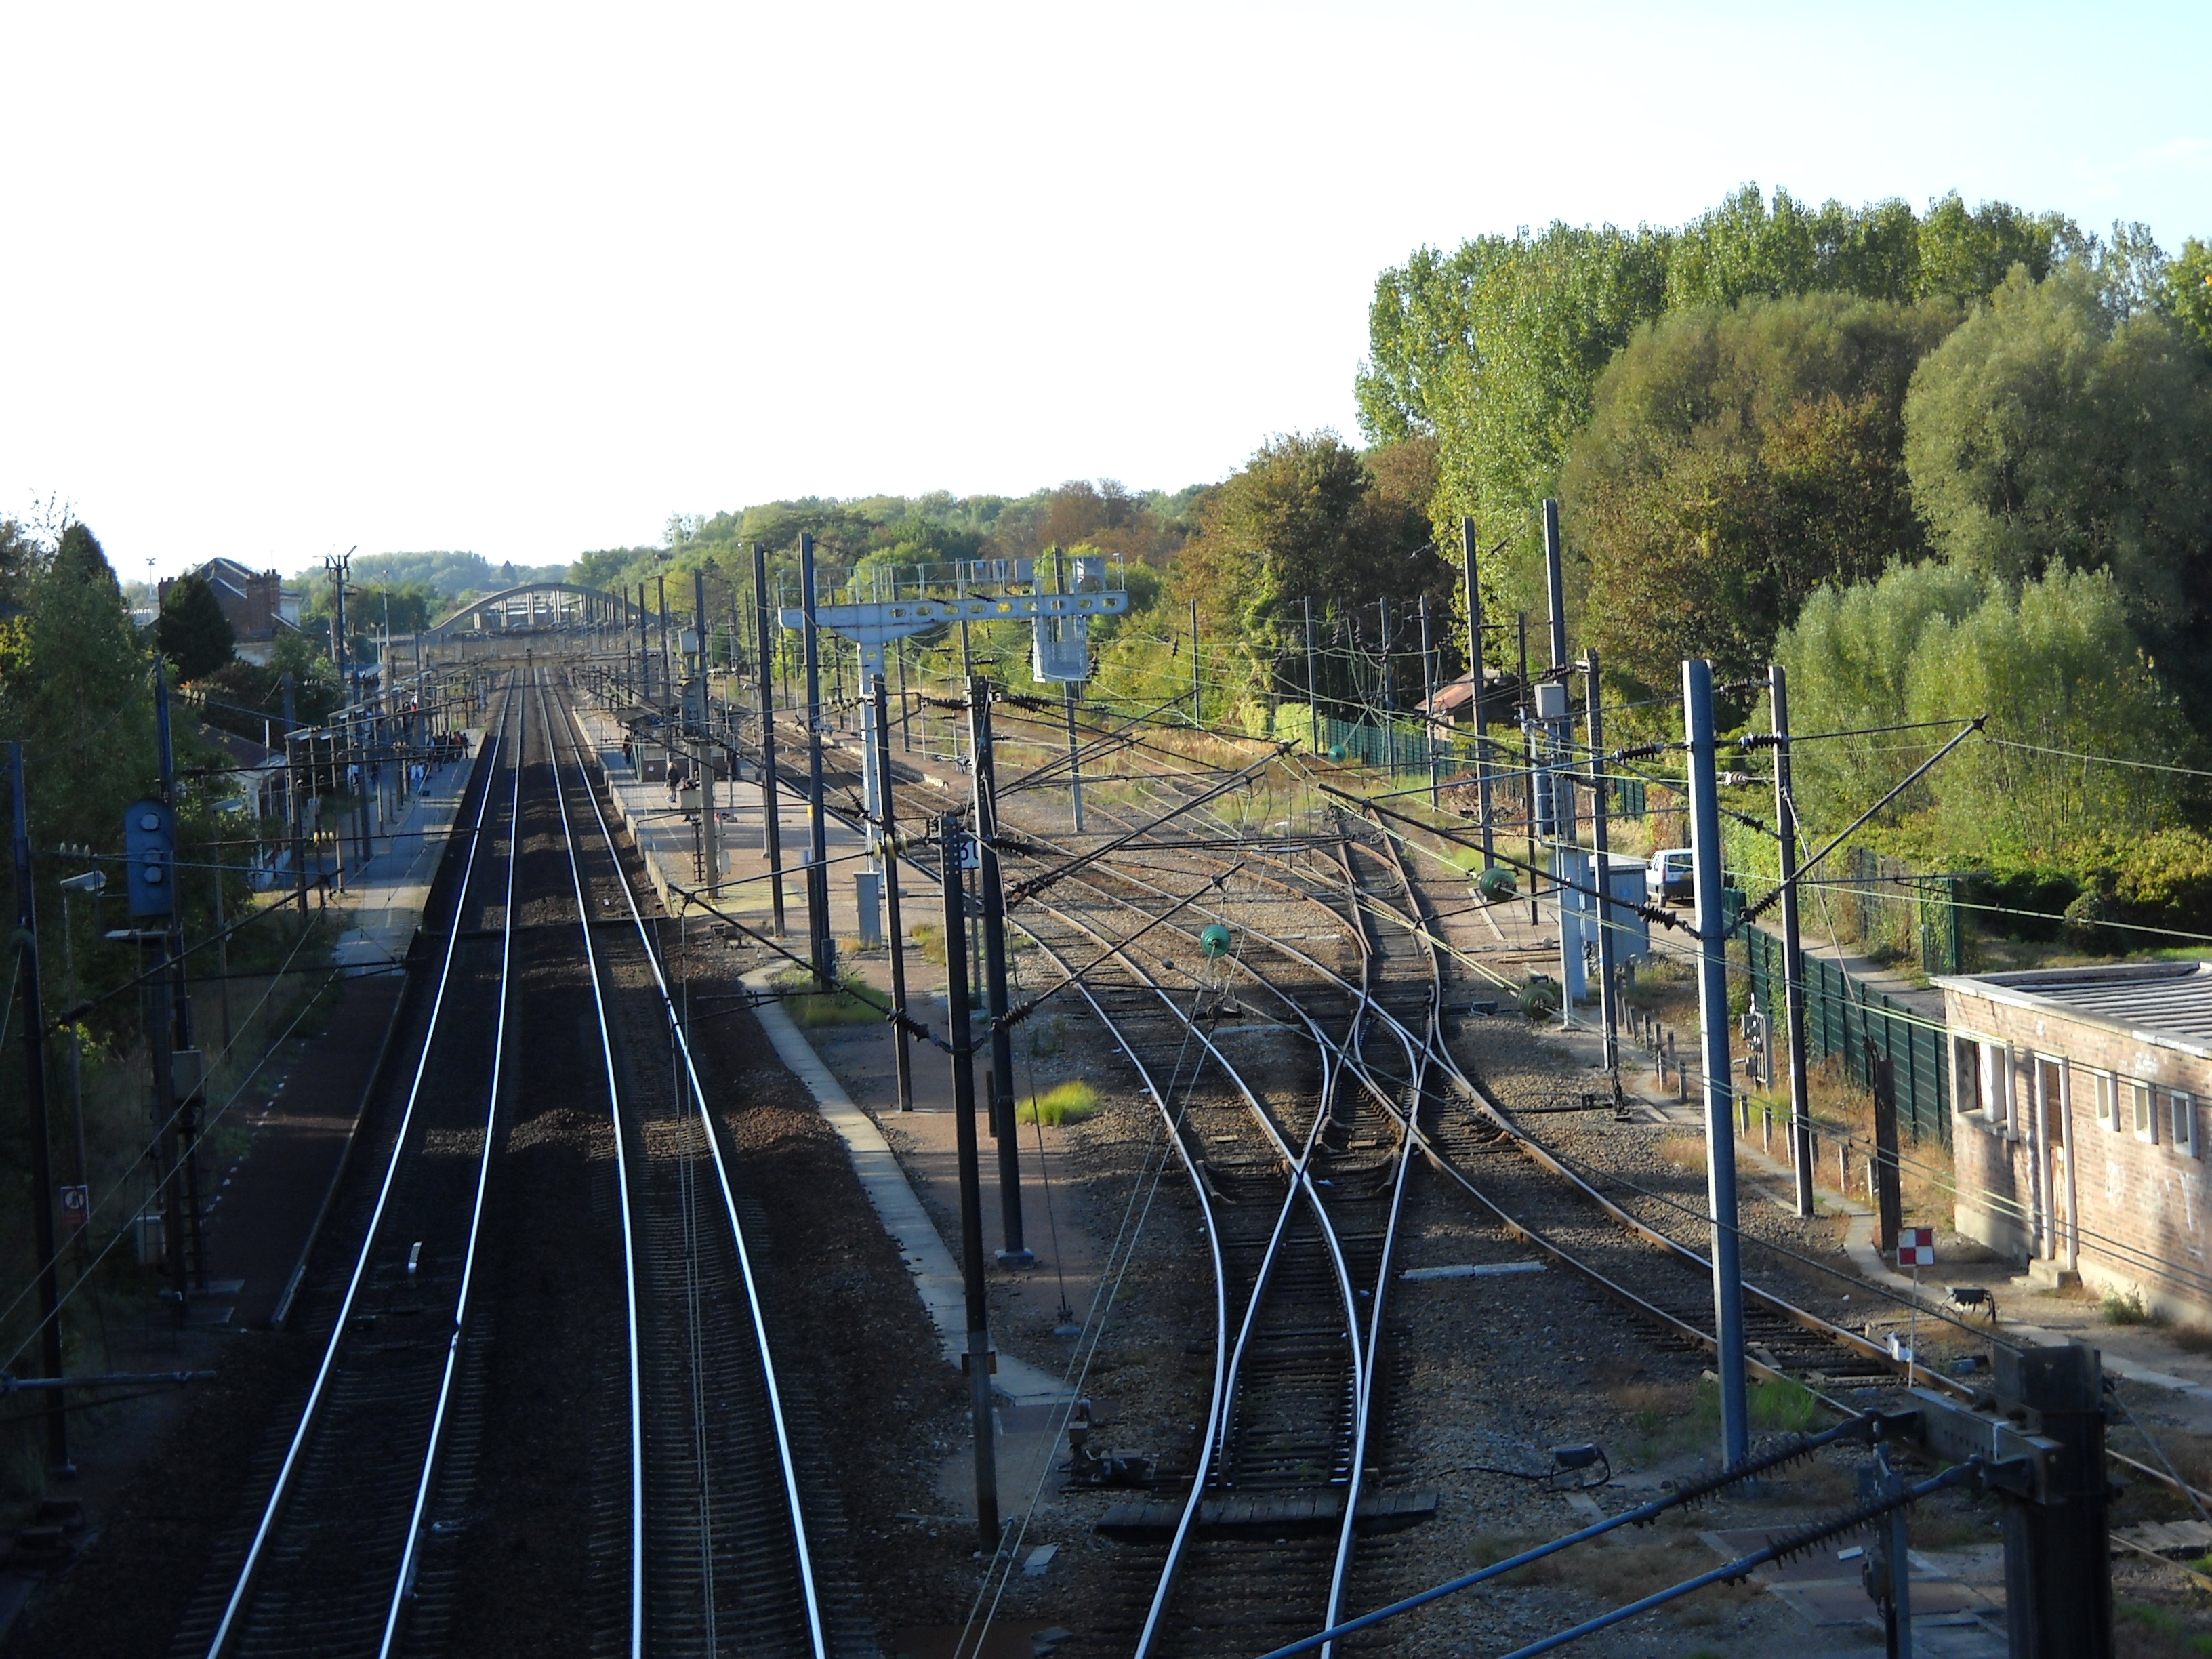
top-left (1418, 667), bottom-right (1512, 716)
top-left (1936, 961), bottom-right (2212, 1054)
top-left (197, 722), bottom-right (281, 771)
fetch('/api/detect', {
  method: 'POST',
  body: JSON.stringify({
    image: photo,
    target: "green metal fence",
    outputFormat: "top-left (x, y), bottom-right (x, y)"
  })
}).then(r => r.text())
top-left (1742, 925), bottom-right (1951, 1150)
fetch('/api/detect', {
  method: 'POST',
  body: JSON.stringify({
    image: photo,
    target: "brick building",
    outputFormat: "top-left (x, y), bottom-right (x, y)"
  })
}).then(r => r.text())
top-left (1938, 962), bottom-right (2212, 1323)
top-left (158, 557), bottom-right (304, 663)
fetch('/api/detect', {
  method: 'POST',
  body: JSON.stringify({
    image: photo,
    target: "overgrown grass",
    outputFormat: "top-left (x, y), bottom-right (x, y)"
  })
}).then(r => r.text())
top-left (1019, 1081), bottom-right (1099, 1126)
top-left (909, 924), bottom-right (947, 965)
top-left (2106, 1287), bottom-right (2160, 1326)
top-left (2117, 1598), bottom-right (2212, 1656)
top-left (771, 969), bottom-right (884, 1027)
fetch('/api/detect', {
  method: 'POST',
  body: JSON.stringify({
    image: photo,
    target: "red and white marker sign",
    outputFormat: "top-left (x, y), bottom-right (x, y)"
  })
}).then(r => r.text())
top-left (1898, 1227), bottom-right (1936, 1268)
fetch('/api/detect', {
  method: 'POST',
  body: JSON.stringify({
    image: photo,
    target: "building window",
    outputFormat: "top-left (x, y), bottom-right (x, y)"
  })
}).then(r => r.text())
top-left (1954, 1036), bottom-right (1982, 1118)
top-left (1982, 1042), bottom-right (2016, 1133)
top-left (2095, 1071), bottom-right (2119, 1130)
top-left (2131, 1080), bottom-right (2156, 1143)
top-left (2171, 1091), bottom-right (2198, 1158)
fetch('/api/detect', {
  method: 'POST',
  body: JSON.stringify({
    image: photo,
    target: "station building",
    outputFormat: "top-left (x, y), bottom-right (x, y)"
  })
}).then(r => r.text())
top-left (1938, 961), bottom-right (2212, 1324)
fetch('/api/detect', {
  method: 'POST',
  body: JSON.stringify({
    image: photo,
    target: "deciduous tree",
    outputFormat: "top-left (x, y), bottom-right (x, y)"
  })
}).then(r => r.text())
top-left (1561, 293), bottom-right (1957, 694)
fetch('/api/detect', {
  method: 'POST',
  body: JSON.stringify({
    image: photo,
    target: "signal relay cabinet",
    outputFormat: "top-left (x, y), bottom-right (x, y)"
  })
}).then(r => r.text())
top-left (1908, 1342), bottom-right (2112, 1659)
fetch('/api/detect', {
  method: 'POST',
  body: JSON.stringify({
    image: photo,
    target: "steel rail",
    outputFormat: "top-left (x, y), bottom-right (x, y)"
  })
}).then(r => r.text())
top-left (986, 716), bottom-right (1434, 1659)
top-left (1004, 885), bottom-right (1365, 1659)
top-left (550, 673), bottom-right (829, 1659)
top-left (205, 682), bottom-right (516, 1659)
top-left (535, 670), bottom-right (647, 1656)
top-left (1003, 927), bottom-right (1231, 1659)
top-left (377, 680), bottom-right (528, 1654)
top-left (993, 777), bottom-right (1975, 1408)
top-left (1318, 825), bottom-right (1430, 1656)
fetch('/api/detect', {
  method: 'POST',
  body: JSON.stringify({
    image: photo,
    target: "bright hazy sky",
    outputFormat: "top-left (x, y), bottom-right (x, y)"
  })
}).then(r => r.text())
top-left (5, 3), bottom-right (2208, 581)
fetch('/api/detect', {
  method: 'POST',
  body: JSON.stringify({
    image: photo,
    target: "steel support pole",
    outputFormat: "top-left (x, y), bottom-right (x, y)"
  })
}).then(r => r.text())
top-left (1684, 658), bottom-right (1748, 1467)
top-left (1519, 613), bottom-right (1536, 925)
top-left (1303, 596), bottom-right (1319, 756)
top-left (1189, 598), bottom-right (1200, 724)
top-left (800, 535), bottom-right (832, 984)
top-left (1584, 653), bottom-right (1618, 1078)
top-left (1461, 518), bottom-right (1496, 869)
top-left (1769, 663), bottom-right (1816, 1219)
top-left (10, 744), bottom-right (68, 1473)
top-left (282, 675), bottom-right (306, 914)
top-left (1542, 497), bottom-right (1568, 670)
top-left (873, 675), bottom-right (914, 1111)
top-left (754, 544), bottom-right (785, 937)
top-left (939, 815), bottom-right (1000, 1551)
top-left (1055, 548), bottom-right (1084, 834)
top-left (1420, 594), bottom-right (1438, 808)
top-left (966, 676), bottom-right (1030, 1264)
top-left (693, 569), bottom-right (717, 895)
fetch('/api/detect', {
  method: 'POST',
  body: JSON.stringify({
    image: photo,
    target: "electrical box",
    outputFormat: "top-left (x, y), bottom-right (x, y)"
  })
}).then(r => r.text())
top-left (123, 799), bottom-right (176, 916)
top-left (171, 1049), bottom-right (207, 1100)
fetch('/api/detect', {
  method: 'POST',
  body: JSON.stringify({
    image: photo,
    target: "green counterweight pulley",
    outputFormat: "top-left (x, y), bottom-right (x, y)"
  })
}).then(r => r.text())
top-left (1198, 922), bottom-right (1233, 959)
top-left (1477, 866), bottom-right (1517, 901)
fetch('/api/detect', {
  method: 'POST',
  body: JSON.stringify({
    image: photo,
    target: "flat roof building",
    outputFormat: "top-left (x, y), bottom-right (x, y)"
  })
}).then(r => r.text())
top-left (1938, 961), bottom-right (2212, 1323)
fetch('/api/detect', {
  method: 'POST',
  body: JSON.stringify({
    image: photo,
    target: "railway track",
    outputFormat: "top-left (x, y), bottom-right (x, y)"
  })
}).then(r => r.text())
top-left (974, 712), bottom-right (1952, 1403)
top-left (181, 684), bottom-right (524, 1659)
top-left (176, 672), bottom-right (834, 1659)
top-left (538, 670), bottom-right (832, 1659)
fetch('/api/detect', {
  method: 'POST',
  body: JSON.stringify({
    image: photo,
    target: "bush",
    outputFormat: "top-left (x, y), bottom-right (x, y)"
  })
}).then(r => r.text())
top-left (2103, 1288), bottom-right (2157, 1326)
top-left (1019, 1081), bottom-right (1099, 1126)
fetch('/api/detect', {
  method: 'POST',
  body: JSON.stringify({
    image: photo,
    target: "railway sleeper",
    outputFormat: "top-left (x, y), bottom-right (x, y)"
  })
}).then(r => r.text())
top-left (1094, 1488), bottom-right (1437, 1541)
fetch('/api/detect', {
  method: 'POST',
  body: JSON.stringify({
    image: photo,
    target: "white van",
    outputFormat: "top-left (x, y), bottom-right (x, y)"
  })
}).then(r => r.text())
top-left (1649, 848), bottom-right (1694, 905)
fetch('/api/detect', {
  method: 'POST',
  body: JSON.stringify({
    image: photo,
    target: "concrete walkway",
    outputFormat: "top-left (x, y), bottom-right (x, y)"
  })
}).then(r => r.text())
top-left (329, 734), bottom-right (483, 972)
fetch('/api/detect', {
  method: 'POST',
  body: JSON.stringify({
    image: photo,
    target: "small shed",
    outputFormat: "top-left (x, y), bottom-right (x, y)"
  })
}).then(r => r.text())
top-left (1936, 961), bottom-right (2212, 1323)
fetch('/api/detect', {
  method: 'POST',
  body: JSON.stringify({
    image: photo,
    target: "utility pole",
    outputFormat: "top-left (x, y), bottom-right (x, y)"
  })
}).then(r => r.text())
top-left (693, 568), bottom-right (718, 897)
top-left (1542, 498), bottom-right (1568, 670)
top-left (897, 637), bottom-right (912, 754)
top-left (1583, 653), bottom-right (1619, 1078)
top-left (753, 546), bottom-right (785, 937)
top-left (1420, 594), bottom-right (1438, 808)
top-left (329, 550), bottom-right (369, 869)
top-left (11, 745), bottom-right (69, 1474)
top-left (966, 676), bottom-right (1030, 1265)
top-left (148, 660), bottom-right (204, 1309)
top-left (1380, 596), bottom-right (1394, 778)
top-left (800, 535), bottom-right (833, 985)
top-left (939, 813), bottom-right (1000, 1551)
top-left (1461, 518), bottom-right (1496, 869)
top-left (1303, 596), bottom-right (1319, 756)
top-left (1056, 548), bottom-right (1085, 834)
top-left (1770, 663), bottom-right (1816, 1219)
top-left (281, 674), bottom-right (306, 914)
top-left (874, 674), bottom-right (914, 1111)
top-left (1519, 612), bottom-right (1537, 926)
top-left (1189, 598), bottom-right (1200, 725)
top-left (1684, 658), bottom-right (1748, 1468)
